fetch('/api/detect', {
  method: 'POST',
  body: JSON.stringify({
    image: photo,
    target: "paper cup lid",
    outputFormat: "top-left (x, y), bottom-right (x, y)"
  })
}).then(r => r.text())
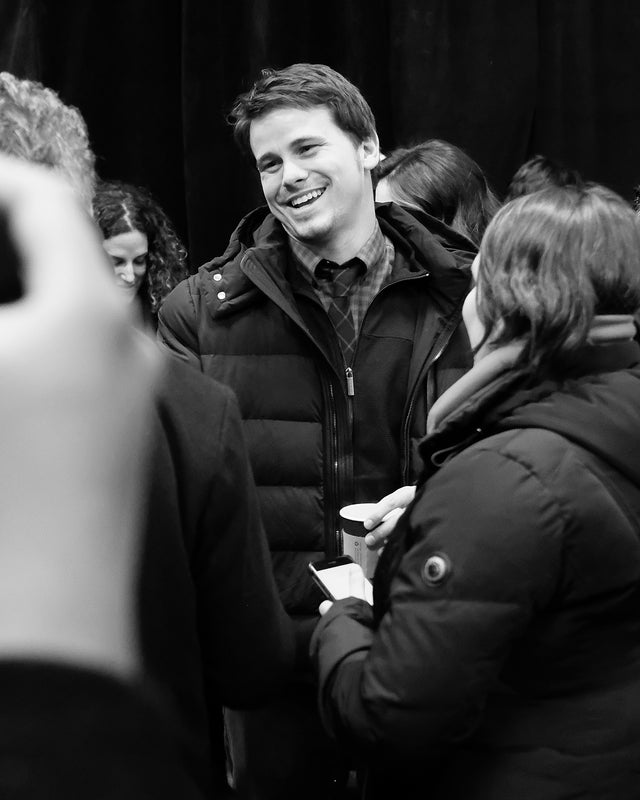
top-left (340, 503), bottom-right (377, 536)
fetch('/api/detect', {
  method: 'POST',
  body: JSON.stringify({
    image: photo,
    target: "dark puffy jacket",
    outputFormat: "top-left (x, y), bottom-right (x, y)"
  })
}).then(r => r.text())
top-left (158, 203), bottom-right (471, 639)
top-left (311, 341), bottom-right (640, 800)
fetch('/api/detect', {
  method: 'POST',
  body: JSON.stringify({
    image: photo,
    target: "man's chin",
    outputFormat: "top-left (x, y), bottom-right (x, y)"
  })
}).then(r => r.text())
top-left (282, 216), bottom-right (332, 247)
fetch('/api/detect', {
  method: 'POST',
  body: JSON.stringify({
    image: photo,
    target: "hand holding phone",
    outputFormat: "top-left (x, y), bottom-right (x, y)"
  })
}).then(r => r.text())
top-left (309, 556), bottom-right (373, 606)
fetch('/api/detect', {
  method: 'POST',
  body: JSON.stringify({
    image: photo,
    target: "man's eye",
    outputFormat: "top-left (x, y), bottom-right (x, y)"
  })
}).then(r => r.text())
top-left (300, 144), bottom-right (318, 155)
top-left (259, 161), bottom-right (279, 174)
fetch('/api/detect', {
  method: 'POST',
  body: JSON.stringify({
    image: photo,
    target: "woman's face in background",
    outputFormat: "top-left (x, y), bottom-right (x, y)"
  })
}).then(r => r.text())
top-left (103, 229), bottom-right (148, 302)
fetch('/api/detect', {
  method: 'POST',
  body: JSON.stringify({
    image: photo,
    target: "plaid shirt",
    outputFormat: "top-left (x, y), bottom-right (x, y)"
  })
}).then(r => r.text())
top-left (289, 223), bottom-right (395, 333)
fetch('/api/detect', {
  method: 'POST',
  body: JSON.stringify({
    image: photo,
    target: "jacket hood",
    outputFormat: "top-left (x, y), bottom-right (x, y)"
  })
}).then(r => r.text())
top-left (377, 203), bottom-right (478, 261)
top-left (195, 206), bottom-right (286, 320)
top-left (197, 203), bottom-right (470, 322)
top-left (497, 360), bottom-right (640, 486)
top-left (422, 341), bottom-right (640, 487)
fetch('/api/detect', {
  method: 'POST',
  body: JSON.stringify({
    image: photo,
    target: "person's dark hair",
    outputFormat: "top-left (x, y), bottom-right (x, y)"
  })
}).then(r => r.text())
top-left (372, 140), bottom-right (500, 246)
top-left (93, 180), bottom-right (188, 316)
top-left (476, 184), bottom-right (640, 376)
top-left (228, 63), bottom-right (377, 155)
top-left (504, 154), bottom-right (582, 203)
top-left (633, 184), bottom-right (640, 213)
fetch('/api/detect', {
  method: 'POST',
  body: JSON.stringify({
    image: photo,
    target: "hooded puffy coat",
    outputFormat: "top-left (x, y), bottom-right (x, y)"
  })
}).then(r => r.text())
top-left (158, 203), bottom-right (472, 639)
top-left (311, 340), bottom-right (640, 799)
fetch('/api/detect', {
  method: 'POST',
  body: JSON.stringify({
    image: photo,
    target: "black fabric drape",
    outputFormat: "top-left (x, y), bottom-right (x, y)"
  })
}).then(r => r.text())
top-left (32, 0), bottom-right (188, 251)
top-left (2, 0), bottom-right (640, 269)
top-left (0, 0), bottom-right (40, 78)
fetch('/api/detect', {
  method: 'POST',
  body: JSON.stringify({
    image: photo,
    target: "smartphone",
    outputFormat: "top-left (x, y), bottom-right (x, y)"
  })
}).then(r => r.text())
top-left (308, 555), bottom-right (373, 605)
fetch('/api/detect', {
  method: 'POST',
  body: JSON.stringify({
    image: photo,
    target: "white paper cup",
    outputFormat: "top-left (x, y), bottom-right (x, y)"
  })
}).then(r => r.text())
top-left (340, 503), bottom-right (379, 579)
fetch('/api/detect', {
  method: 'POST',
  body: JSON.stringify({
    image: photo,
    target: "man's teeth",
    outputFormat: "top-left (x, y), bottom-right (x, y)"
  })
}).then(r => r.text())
top-left (290, 188), bottom-right (325, 208)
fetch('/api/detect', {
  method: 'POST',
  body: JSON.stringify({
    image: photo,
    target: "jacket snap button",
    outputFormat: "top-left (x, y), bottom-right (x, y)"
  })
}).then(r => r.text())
top-left (217, 291), bottom-right (226, 300)
top-left (213, 273), bottom-right (222, 282)
top-left (422, 553), bottom-right (450, 586)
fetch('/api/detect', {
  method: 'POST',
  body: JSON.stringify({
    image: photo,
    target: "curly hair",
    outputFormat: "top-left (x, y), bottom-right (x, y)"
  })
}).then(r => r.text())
top-left (0, 71), bottom-right (95, 209)
top-left (373, 140), bottom-right (500, 247)
top-left (93, 180), bottom-right (188, 316)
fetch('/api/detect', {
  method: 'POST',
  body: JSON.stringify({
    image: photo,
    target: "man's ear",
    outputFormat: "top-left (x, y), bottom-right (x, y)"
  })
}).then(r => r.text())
top-left (361, 132), bottom-right (380, 172)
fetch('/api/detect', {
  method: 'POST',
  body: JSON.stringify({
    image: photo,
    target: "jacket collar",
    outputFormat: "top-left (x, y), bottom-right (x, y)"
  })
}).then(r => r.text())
top-left (420, 318), bottom-right (640, 481)
top-left (378, 203), bottom-right (478, 258)
top-left (427, 314), bottom-right (638, 434)
top-left (199, 203), bottom-right (471, 322)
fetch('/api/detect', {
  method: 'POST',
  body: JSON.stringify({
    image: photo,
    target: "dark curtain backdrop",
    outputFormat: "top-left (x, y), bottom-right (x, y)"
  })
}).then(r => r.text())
top-left (3, 0), bottom-right (640, 269)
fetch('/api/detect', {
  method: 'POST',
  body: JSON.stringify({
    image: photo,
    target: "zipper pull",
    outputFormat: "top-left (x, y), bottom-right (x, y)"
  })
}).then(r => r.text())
top-left (345, 367), bottom-right (355, 396)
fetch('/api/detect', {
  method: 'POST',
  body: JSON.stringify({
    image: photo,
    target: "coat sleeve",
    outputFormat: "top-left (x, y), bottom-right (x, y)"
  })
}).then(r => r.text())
top-left (310, 444), bottom-right (565, 762)
top-left (157, 278), bottom-right (203, 370)
top-left (193, 385), bottom-right (295, 708)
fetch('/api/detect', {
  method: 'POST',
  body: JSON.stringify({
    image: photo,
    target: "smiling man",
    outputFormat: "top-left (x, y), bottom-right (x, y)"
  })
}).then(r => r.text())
top-left (250, 104), bottom-right (378, 260)
top-left (158, 63), bottom-right (472, 799)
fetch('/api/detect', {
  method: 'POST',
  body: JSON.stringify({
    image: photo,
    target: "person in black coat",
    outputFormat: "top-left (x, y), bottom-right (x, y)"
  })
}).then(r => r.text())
top-left (0, 153), bottom-right (197, 799)
top-left (140, 358), bottom-right (295, 796)
top-left (158, 62), bottom-right (473, 799)
top-left (311, 183), bottom-right (640, 799)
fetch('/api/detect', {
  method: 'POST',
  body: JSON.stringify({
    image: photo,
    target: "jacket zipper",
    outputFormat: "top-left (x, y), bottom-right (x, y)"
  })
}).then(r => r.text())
top-left (328, 381), bottom-right (342, 555)
top-left (341, 269), bottom-right (430, 407)
top-left (345, 366), bottom-right (355, 396)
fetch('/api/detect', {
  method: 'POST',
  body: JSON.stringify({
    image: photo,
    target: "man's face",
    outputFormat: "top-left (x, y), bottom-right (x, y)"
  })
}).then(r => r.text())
top-left (249, 105), bottom-right (379, 252)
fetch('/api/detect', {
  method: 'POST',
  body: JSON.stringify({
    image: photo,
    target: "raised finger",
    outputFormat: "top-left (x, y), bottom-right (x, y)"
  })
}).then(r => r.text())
top-left (0, 156), bottom-right (114, 305)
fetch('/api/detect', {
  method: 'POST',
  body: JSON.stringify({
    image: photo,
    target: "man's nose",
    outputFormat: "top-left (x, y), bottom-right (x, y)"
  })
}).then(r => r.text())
top-left (281, 158), bottom-right (308, 187)
top-left (115, 262), bottom-right (135, 284)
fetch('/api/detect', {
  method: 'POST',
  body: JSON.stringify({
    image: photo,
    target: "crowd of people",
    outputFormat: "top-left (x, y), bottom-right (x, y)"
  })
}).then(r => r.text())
top-left (0, 61), bottom-right (639, 800)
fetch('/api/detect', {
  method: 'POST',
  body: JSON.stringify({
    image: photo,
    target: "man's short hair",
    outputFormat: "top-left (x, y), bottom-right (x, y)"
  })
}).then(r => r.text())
top-left (228, 63), bottom-right (377, 156)
top-left (0, 72), bottom-right (96, 208)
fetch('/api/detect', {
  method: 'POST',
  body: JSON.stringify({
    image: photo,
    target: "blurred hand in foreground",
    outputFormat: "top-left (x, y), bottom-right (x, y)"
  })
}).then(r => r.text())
top-left (0, 155), bottom-right (159, 675)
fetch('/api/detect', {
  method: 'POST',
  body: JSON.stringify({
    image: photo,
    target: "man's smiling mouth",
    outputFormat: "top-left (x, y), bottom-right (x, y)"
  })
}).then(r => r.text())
top-left (288, 188), bottom-right (326, 208)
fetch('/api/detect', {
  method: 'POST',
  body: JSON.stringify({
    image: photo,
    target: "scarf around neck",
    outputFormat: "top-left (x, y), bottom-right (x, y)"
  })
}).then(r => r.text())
top-left (427, 314), bottom-right (637, 434)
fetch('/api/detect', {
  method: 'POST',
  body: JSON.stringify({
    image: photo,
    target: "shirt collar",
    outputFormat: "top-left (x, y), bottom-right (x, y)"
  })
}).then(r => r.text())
top-left (289, 222), bottom-right (387, 282)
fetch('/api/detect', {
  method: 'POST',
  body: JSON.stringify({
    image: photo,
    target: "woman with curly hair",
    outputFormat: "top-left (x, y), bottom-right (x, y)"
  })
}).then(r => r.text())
top-left (93, 180), bottom-right (189, 328)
